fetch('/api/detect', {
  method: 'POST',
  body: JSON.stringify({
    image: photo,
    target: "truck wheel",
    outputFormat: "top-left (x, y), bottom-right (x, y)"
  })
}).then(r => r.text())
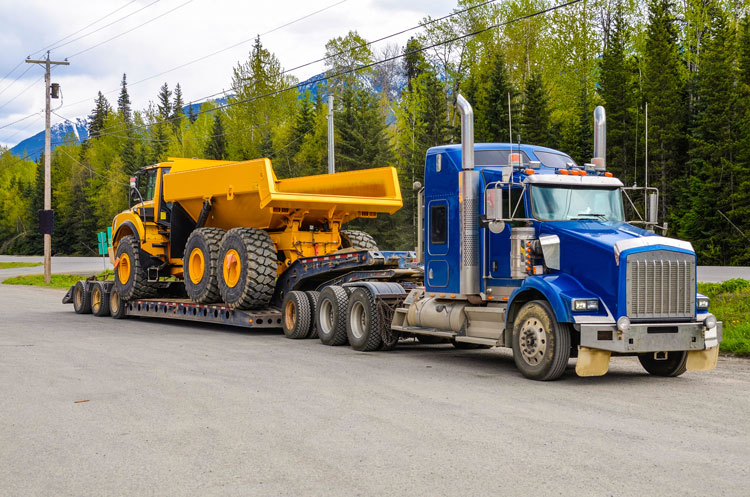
top-left (72, 281), bottom-right (91, 314)
top-left (109, 288), bottom-right (127, 319)
top-left (317, 286), bottom-right (349, 346)
top-left (305, 291), bottom-right (320, 339)
top-left (512, 300), bottom-right (570, 381)
top-left (282, 291), bottom-right (312, 339)
top-left (114, 235), bottom-right (156, 300)
top-left (340, 230), bottom-right (379, 250)
top-left (637, 352), bottom-right (688, 377)
top-left (346, 288), bottom-right (382, 351)
top-left (183, 228), bottom-right (224, 304)
top-left (218, 228), bottom-right (277, 309)
top-left (91, 282), bottom-right (110, 317)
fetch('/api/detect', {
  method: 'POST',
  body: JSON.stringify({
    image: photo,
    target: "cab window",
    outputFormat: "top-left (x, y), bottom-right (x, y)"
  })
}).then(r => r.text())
top-left (140, 170), bottom-right (158, 201)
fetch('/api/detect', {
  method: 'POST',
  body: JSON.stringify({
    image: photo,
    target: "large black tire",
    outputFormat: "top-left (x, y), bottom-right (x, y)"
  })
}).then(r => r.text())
top-left (317, 286), bottom-right (349, 346)
top-left (637, 351), bottom-right (688, 377)
top-left (183, 227), bottom-right (224, 304)
top-left (346, 288), bottom-right (382, 352)
top-left (305, 291), bottom-right (320, 339)
top-left (91, 282), bottom-right (110, 317)
top-left (218, 228), bottom-right (277, 309)
top-left (340, 230), bottom-right (378, 250)
top-left (114, 235), bottom-right (157, 300)
top-left (72, 281), bottom-right (91, 314)
top-left (282, 291), bottom-right (312, 339)
top-left (511, 300), bottom-right (571, 381)
top-left (109, 288), bottom-right (127, 319)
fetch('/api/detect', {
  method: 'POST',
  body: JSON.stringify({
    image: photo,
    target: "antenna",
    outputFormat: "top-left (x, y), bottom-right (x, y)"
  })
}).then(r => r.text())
top-left (644, 101), bottom-right (648, 220)
top-left (507, 91), bottom-right (512, 145)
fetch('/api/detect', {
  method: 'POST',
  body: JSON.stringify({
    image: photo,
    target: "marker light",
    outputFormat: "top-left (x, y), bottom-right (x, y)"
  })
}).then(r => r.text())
top-left (617, 316), bottom-right (631, 332)
top-left (697, 297), bottom-right (710, 310)
top-left (703, 314), bottom-right (717, 329)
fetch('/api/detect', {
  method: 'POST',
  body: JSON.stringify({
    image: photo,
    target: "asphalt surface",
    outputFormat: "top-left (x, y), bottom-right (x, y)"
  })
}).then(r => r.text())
top-left (0, 283), bottom-right (748, 497)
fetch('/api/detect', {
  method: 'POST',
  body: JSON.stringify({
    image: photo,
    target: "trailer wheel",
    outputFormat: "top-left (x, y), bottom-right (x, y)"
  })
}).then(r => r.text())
top-left (184, 227), bottom-right (225, 304)
top-left (72, 281), bottom-right (91, 314)
top-left (305, 291), bottom-right (320, 339)
top-left (346, 288), bottom-right (382, 352)
top-left (218, 228), bottom-right (277, 309)
top-left (109, 288), bottom-right (127, 319)
top-left (340, 230), bottom-right (379, 250)
top-left (282, 291), bottom-right (312, 339)
top-left (637, 351), bottom-right (688, 377)
top-left (91, 282), bottom-right (110, 317)
top-left (511, 300), bottom-right (570, 381)
top-left (114, 235), bottom-right (156, 300)
top-left (317, 286), bottom-right (349, 346)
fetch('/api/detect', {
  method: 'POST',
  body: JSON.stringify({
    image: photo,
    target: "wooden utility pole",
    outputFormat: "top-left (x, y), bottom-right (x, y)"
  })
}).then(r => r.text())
top-left (26, 52), bottom-right (69, 283)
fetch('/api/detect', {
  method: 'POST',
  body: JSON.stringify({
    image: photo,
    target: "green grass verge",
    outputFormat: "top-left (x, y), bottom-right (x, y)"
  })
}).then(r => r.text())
top-left (2, 270), bottom-right (113, 289)
top-left (698, 279), bottom-right (750, 356)
top-left (0, 262), bottom-right (43, 269)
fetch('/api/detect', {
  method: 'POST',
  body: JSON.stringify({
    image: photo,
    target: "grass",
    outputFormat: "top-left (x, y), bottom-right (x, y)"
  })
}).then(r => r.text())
top-left (0, 262), bottom-right (43, 269)
top-left (2, 270), bottom-right (113, 289)
top-left (698, 279), bottom-right (750, 356)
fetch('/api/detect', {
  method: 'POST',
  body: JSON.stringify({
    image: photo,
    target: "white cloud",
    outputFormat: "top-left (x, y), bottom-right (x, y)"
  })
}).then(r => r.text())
top-left (0, 0), bottom-right (458, 148)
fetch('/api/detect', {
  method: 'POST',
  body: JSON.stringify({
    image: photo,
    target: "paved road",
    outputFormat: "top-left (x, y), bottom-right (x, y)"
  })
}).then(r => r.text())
top-left (0, 284), bottom-right (748, 497)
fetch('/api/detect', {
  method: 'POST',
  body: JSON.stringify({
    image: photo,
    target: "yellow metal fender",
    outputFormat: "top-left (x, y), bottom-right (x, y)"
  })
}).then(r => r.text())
top-left (575, 346), bottom-right (611, 377)
top-left (686, 347), bottom-right (719, 372)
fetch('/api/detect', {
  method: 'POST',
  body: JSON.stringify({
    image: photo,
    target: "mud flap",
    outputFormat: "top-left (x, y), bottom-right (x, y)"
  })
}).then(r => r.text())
top-left (686, 347), bottom-right (719, 372)
top-left (575, 346), bottom-right (611, 377)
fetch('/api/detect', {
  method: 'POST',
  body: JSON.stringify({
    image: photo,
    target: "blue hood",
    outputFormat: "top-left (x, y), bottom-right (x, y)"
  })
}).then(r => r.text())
top-left (538, 221), bottom-right (657, 318)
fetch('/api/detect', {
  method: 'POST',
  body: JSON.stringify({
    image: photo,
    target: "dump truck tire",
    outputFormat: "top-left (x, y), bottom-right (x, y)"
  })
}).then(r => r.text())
top-left (218, 228), bottom-right (276, 309)
top-left (346, 288), bottom-right (382, 352)
top-left (305, 291), bottom-right (320, 339)
top-left (91, 282), bottom-right (110, 317)
top-left (317, 286), bottom-right (349, 346)
top-left (340, 230), bottom-right (378, 250)
top-left (184, 228), bottom-right (225, 304)
top-left (282, 291), bottom-right (312, 339)
top-left (637, 351), bottom-right (688, 377)
top-left (109, 288), bottom-right (127, 319)
top-left (511, 300), bottom-right (570, 381)
top-left (114, 235), bottom-right (157, 300)
top-left (72, 281), bottom-right (91, 314)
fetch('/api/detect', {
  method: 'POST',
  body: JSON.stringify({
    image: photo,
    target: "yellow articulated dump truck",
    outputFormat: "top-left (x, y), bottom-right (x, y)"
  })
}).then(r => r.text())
top-left (106, 157), bottom-right (405, 310)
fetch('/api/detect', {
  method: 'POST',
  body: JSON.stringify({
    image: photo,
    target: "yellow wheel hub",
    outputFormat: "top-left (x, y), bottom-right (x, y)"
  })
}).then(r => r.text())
top-left (284, 300), bottom-right (297, 330)
top-left (92, 287), bottom-right (101, 312)
top-left (118, 253), bottom-right (131, 284)
top-left (223, 249), bottom-right (241, 288)
top-left (188, 248), bottom-right (205, 285)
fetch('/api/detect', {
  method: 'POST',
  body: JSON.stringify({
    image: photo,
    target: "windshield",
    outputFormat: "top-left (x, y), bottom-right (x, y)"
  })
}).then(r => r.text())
top-left (531, 185), bottom-right (625, 221)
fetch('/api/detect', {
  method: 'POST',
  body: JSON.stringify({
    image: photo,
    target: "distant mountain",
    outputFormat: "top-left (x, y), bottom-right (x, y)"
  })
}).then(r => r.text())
top-left (10, 118), bottom-right (88, 161)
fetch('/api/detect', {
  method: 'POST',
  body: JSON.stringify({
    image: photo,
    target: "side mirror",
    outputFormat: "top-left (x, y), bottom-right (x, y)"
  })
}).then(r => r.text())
top-left (485, 186), bottom-right (505, 234)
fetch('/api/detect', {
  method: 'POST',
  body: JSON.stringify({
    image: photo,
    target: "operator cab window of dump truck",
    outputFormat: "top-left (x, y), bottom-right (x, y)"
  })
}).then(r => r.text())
top-left (531, 185), bottom-right (624, 221)
top-left (140, 169), bottom-right (158, 202)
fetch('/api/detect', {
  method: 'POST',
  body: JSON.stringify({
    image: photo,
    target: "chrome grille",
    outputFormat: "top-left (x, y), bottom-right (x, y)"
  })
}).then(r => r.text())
top-left (626, 250), bottom-right (695, 319)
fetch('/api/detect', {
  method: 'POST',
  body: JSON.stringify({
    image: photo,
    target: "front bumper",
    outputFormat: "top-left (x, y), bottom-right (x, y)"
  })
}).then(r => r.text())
top-left (577, 320), bottom-right (722, 353)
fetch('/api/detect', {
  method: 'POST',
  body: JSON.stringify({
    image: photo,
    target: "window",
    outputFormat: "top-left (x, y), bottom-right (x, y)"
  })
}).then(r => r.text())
top-left (430, 204), bottom-right (447, 244)
top-left (530, 185), bottom-right (624, 221)
top-left (533, 151), bottom-right (577, 169)
top-left (475, 150), bottom-right (531, 166)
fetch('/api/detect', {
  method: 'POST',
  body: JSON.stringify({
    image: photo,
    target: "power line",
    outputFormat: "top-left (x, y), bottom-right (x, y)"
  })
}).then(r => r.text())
top-left (0, 65), bottom-right (34, 99)
top-left (0, 75), bottom-right (45, 114)
top-left (66, 0), bottom-right (194, 59)
top-left (0, 110), bottom-right (42, 131)
top-left (2, 114), bottom-right (44, 143)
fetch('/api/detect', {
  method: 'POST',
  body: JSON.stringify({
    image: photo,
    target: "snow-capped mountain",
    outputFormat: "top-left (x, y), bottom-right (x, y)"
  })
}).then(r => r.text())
top-left (10, 117), bottom-right (88, 161)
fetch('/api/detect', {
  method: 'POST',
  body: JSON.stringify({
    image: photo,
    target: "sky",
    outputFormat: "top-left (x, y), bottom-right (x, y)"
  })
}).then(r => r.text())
top-left (0, 0), bottom-right (456, 148)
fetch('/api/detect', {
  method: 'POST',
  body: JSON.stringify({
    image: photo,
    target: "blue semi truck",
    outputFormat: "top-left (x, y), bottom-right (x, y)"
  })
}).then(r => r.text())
top-left (66, 94), bottom-right (721, 381)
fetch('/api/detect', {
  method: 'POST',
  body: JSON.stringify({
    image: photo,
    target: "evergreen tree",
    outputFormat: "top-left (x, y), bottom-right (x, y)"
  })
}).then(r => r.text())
top-left (205, 112), bottom-right (227, 160)
top-left (474, 49), bottom-right (517, 143)
top-left (172, 83), bottom-right (185, 120)
top-left (520, 71), bottom-right (551, 148)
top-left (157, 83), bottom-right (172, 121)
top-left (117, 73), bottom-right (132, 126)
top-left (335, 87), bottom-right (392, 172)
top-left (69, 177), bottom-right (97, 254)
top-left (88, 92), bottom-right (111, 139)
top-left (403, 37), bottom-right (426, 91)
top-left (187, 103), bottom-right (197, 124)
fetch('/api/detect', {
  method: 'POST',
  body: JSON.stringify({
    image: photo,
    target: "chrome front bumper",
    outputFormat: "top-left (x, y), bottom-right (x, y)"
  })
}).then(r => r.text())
top-left (577, 321), bottom-right (722, 353)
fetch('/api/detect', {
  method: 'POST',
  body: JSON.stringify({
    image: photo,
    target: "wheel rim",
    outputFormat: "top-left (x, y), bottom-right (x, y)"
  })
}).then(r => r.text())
top-left (110, 291), bottom-right (120, 314)
top-left (320, 299), bottom-right (334, 335)
top-left (223, 249), bottom-right (241, 288)
top-left (118, 253), bottom-right (131, 284)
top-left (350, 300), bottom-right (366, 340)
top-left (92, 287), bottom-right (101, 312)
top-left (284, 300), bottom-right (297, 330)
top-left (74, 286), bottom-right (82, 308)
top-left (188, 248), bottom-right (205, 284)
top-left (519, 318), bottom-right (547, 366)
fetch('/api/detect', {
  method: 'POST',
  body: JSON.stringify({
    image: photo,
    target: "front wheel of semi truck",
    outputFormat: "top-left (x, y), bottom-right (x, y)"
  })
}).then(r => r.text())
top-left (637, 351), bottom-right (688, 377)
top-left (511, 300), bottom-right (571, 381)
top-left (114, 235), bottom-right (157, 300)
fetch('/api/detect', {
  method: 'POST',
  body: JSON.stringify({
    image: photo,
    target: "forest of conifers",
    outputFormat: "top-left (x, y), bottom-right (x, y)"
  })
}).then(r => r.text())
top-left (1, 0), bottom-right (749, 265)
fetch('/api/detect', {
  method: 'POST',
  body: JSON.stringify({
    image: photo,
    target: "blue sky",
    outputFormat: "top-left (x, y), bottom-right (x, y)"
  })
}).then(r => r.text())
top-left (0, 0), bottom-right (455, 148)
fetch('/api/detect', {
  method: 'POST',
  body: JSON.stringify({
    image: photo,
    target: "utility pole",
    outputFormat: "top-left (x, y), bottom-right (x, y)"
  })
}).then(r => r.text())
top-left (327, 95), bottom-right (335, 174)
top-left (26, 52), bottom-right (69, 284)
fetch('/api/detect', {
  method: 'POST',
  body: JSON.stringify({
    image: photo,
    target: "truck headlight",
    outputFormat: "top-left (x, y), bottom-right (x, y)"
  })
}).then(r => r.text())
top-left (703, 313), bottom-right (717, 329)
top-left (572, 299), bottom-right (599, 312)
top-left (697, 297), bottom-right (710, 310)
top-left (617, 316), bottom-right (631, 332)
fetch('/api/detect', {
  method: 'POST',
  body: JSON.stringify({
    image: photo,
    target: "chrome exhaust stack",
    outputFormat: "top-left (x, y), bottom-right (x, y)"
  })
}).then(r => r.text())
top-left (456, 94), bottom-right (480, 296)
top-left (592, 105), bottom-right (606, 171)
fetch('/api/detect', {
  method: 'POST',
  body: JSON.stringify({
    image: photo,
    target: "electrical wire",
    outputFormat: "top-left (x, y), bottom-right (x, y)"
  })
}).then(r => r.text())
top-left (0, 111), bottom-right (43, 131)
top-left (0, 75), bottom-right (45, 114)
top-left (0, 65), bottom-right (33, 99)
